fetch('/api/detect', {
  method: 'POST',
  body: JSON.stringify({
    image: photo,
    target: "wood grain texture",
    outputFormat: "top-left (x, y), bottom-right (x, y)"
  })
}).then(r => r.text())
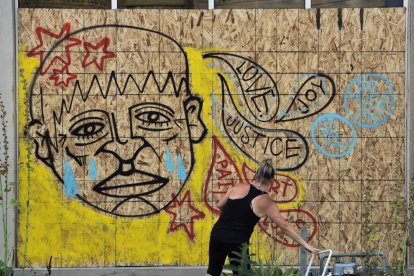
top-left (17, 7), bottom-right (406, 266)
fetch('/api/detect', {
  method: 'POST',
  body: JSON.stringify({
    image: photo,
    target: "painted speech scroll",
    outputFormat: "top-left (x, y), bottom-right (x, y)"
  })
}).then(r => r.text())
top-left (18, 8), bottom-right (405, 267)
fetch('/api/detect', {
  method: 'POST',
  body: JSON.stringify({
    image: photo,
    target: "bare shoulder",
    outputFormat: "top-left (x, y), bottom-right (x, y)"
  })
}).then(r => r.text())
top-left (251, 193), bottom-right (273, 217)
top-left (254, 193), bottom-right (273, 208)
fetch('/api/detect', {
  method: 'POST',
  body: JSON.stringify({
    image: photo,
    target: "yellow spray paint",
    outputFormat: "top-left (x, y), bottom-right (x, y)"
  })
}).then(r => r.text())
top-left (18, 46), bottom-right (306, 267)
top-left (185, 47), bottom-right (304, 209)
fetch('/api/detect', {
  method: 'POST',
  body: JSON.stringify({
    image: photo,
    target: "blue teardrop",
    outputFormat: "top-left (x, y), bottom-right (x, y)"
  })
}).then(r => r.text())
top-left (89, 158), bottom-right (98, 180)
top-left (166, 146), bottom-right (174, 173)
top-left (177, 153), bottom-right (187, 181)
top-left (64, 159), bottom-right (78, 197)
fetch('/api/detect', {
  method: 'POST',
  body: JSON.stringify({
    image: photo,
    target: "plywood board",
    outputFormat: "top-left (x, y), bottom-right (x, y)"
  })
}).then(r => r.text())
top-left (17, 7), bottom-right (406, 268)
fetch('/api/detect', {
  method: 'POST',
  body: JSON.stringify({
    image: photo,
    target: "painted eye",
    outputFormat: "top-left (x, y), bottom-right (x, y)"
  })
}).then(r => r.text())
top-left (136, 111), bottom-right (169, 124)
top-left (71, 122), bottom-right (105, 138)
top-left (129, 103), bottom-right (175, 132)
top-left (69, 112), bottom-right (110, 147)
top-left (134, 111), bottom-right (172, 131)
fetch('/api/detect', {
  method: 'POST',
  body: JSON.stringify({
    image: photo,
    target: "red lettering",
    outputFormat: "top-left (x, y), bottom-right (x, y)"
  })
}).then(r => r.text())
top-left (279, 180), bottom-right (293, 197)
top-left (217, 180), bottom-right (235, 189)
top-left (203, 136), bottom-right (242, 215)
top-left (217, 159), bottom-right (228, 169)
top-left (216, 168), bottom-right (232, 180)
top-left (258, 209), bottom-right (317, 247)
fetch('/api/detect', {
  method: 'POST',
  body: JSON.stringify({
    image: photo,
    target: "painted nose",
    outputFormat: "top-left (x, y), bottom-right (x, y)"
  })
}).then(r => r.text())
top-left (102, 112), bottom-right (153, 162)
top-left (104, 137), bottom-right (149, 163)
top-left (119, 161), bottom-right (134, 174)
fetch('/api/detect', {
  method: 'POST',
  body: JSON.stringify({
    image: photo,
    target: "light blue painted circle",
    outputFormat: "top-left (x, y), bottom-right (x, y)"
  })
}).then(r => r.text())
top-left (311, 113), bottom-right (357, 158)
top-left (343, 74), bottom-right (395, 129)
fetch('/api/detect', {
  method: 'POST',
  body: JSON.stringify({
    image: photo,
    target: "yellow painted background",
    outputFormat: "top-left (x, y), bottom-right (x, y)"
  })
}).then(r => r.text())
top-left (18, 44), bottom-right (304, 267)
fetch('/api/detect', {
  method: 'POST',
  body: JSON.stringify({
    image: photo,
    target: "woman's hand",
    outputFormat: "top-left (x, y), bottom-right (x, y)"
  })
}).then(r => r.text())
top-left (262, 198), bottom-right (324, 255)
top-left (305, 245), bottom-right (323, 253)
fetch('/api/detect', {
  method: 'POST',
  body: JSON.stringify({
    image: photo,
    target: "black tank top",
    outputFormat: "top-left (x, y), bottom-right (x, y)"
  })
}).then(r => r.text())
top-left (211, 184), bottom-right (267, 243)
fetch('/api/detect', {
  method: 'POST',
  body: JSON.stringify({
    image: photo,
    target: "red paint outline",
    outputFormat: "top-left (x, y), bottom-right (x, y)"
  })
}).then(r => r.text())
top-left (203, 136), bottom-right (242, 215)
top-left (258, 208), bottom-right (317, 247)
top-left (82, 37), bottom-right (116, 71)
top-left (165, 190), bottom-right (205, 241)
top-left (242, 162), bottom-right (299, 204)
top-left (49, 64), bottom-right (77, 87)
top-left (27, 23), bottom-right (81, 75)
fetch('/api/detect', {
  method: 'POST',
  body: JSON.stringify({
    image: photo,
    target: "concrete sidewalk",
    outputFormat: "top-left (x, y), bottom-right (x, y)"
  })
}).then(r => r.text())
top-left (14, 266), bottom-right (208, 275)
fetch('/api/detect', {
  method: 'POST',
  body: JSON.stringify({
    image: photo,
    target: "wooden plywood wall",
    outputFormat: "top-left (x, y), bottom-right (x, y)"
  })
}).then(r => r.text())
top-left (17, 8), bottom-right (406, 267)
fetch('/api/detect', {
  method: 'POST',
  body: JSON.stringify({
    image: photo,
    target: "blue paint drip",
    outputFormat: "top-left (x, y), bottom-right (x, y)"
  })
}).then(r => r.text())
top-left (64, 159), bottom-right (78, 197)
top-left (165, 147), bottom-right (174, 173)
top-left (89, 158), bottom-right (98, 180)
top-left (177, 153), bottom-right (187, 181)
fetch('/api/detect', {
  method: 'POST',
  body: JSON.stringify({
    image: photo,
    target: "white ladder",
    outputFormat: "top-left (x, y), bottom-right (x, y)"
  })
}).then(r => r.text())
top-left (305, 249), bottom-right (333, 276)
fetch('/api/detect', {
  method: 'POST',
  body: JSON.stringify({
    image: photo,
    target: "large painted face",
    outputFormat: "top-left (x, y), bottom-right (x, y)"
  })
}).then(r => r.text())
top-left (28, 25), bottom-right (206, 217)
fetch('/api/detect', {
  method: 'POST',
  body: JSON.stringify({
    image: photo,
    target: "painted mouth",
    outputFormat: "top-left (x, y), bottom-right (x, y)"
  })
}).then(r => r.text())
top-left (93, 170), bottom-right (169, 197)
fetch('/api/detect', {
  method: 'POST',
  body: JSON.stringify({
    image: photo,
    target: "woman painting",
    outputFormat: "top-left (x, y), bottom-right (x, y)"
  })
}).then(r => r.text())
top-left (205, 159), bottom-right (320, 276)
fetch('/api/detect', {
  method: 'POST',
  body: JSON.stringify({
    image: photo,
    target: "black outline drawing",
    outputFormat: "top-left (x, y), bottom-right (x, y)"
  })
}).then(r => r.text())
top-left (27, 23), bottom-right (336, 216)
top-left (203, 53), bottom-right (336, 171)
top-left (28, 25), bottom-right (207, 217)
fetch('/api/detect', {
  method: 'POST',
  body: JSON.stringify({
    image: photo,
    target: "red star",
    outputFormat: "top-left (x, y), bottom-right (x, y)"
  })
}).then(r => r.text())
top-left (82, 37), bottom-right (116, 71)
top-left (49, 64), bottom-right (77, 87)
top-left (165, 190), bottom-right (205, 241)
top-left (27, 23), bottom-right (81, 75)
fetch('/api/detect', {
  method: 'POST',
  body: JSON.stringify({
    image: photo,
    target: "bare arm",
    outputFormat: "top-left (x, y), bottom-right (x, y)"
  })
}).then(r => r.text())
top-left (265, 200), bottom-right (320, 253)
top-left (216, 187), bottom-right (233, 211)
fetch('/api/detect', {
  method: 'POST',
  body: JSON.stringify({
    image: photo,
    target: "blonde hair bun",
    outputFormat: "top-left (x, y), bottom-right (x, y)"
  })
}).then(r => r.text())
top-left (256, 159), bottom-right (275, 184)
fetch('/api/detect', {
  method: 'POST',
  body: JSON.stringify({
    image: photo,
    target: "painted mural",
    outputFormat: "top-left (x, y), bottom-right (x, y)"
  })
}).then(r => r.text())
top-left (18, 8), bottom-right (405, 267)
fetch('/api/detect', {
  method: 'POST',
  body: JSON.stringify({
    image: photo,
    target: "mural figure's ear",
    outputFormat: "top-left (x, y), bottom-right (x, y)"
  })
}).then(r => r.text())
top-left (184, 96), bottom-right (207, 144)
top-left (28, 120), bottom-right (53, 167)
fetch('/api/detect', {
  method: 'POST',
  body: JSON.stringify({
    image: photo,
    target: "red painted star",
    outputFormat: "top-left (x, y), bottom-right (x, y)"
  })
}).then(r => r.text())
top-left (165, 190), bottom-right (205, 241)
top-left (27, 23), bottom-right (81, 75)
top-left (82, 37), bottom-right (116, 71)
top-left (49, 64), bottom-right (77, 87)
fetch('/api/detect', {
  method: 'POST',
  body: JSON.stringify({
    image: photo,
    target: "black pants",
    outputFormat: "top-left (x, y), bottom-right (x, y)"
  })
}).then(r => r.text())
top-left (207, 236), bottom-right (249, 276)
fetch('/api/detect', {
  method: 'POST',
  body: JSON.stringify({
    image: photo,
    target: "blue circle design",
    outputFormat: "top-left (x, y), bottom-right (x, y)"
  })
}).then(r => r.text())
top-left (311, 114), bottom-right (357, 158)
top-left (343, 74), bottom-right (395, 129)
